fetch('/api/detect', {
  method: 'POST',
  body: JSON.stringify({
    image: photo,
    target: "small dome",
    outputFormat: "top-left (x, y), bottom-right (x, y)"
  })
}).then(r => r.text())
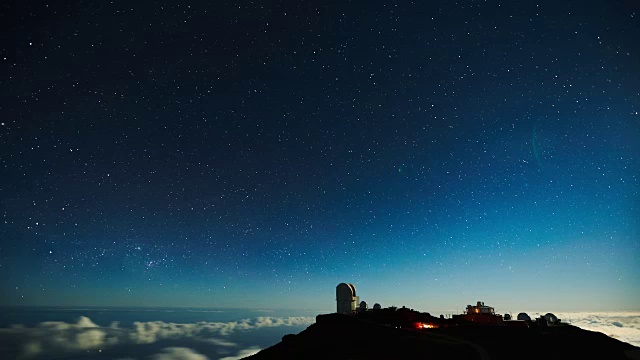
top-left (517, 312), bottom-right (531, 321)
top-left (373, 303), bottom-right (382, 310)
top-left (544, 313), bottom-right (558, 323)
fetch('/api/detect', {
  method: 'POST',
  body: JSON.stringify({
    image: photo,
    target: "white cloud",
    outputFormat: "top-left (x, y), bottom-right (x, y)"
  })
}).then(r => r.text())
top-left (150, 347), bottom-right (209, 360)
top-left (76, 316), bottom-right (99, 328)
top-left (0, 316), bottom-right (314, 359)
top-left (194, 337), bottom-right (237, 347)
top-left (218, 347), bottom-right (261, 360)
top-left (0, 316), bottom-right (123, 358)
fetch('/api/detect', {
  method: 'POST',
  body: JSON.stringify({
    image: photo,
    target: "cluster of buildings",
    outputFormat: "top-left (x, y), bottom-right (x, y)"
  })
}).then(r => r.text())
top-left (336, 283), bottom-right (381, 314)
top-left (335, 282), bottom-right (564, 329)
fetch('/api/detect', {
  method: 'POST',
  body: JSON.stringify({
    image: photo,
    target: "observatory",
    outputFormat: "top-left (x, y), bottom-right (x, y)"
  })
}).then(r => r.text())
top-left (452, 301), bottom-right (503, 324)
top-left (373, 303), bottom-right (381, 310)
top-left (517, 313), bottom-right (531, 321)
top-left (336, 283), bottom-right (358, 314)
top-left (543, 313), bottom-right (560, 325)
top-left (467, 301), bottom-right (495, 315)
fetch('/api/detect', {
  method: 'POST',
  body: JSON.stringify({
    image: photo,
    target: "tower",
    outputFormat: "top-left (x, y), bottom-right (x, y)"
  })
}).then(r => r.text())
top-left (336, 283), bottom-right (358, 314)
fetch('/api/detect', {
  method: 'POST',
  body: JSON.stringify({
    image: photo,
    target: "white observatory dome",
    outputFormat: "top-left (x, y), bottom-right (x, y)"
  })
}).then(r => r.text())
top-left (336, 283), bottom-right (358, 314)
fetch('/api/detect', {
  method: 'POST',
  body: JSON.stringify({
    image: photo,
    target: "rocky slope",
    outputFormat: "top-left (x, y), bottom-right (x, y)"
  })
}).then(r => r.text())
top-left (248, 313), bottom-right (640, 360)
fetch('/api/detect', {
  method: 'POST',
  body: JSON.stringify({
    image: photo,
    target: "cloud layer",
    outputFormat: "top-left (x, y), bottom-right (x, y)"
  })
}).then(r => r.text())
top-left (0, 315), bottom-right (315, 359)
top-left (2, 312), bottom-right (637, 359)
top-left (528, 312), bottom-right (640, 347)
top-left (218, 347), bottom-right (261, 360)
top-left (145, 346), bottom-right (261, 360)
top-left (150, 347), bottom-right (209, 360)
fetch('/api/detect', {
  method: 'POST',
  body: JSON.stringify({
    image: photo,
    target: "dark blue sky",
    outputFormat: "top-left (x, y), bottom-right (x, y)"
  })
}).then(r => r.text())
top-left (2, 0), bottom-right (639, 311)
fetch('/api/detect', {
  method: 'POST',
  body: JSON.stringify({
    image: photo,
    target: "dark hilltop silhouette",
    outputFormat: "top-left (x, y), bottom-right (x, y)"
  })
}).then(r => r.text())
top-left (248, 283), bottom-right (640, 360)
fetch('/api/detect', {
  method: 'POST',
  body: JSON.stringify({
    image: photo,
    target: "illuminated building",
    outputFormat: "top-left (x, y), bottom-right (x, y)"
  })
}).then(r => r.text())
top-left (452, 301), bottom-right (504, 324)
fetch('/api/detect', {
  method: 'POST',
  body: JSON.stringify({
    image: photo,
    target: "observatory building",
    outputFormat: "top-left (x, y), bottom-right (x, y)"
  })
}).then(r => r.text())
top-left (358, 301), bottom-right (368, 313)
top-left (517, 312), bottom-right (531, 321)
top-left (452, 301), bottom-right (504, 324)
top-left (542, 313), bottom-right (561, 326)
top-left (336, 283), bottom-right (359, 314)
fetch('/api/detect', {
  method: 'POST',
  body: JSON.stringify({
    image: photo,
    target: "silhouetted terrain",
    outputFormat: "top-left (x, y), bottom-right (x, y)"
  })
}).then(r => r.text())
top-left (248, 313), bottom-right (640, 360)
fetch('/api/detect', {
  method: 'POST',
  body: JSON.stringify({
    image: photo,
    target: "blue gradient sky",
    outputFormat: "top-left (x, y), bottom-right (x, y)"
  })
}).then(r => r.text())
top-left (1, 0), bottom-right (639, 312)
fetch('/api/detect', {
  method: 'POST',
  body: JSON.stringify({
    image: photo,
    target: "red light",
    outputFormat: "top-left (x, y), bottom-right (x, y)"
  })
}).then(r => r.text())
top-left (415, 322), bottom-right (436, 329)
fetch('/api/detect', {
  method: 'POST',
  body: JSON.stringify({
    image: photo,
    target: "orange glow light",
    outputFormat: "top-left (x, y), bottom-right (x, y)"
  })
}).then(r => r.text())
top-left (415, 322), bottom-right (437, 329)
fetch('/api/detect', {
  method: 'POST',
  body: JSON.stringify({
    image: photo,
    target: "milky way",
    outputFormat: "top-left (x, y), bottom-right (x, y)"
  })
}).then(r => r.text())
top-left (2, 1), bottom-right (639, 311)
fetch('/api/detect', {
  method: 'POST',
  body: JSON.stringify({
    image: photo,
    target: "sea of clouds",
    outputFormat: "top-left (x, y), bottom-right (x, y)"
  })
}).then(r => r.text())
top-left (0, 315), bottom-right (315, 359)
top-left (0, 312), bottom-right (638, 359)
top-left (529, 312), bottom-right (640, 347)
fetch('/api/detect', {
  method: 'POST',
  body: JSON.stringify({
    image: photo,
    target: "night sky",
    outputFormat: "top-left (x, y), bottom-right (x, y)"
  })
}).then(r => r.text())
top-left (2, 1), bottom-right (639, 312)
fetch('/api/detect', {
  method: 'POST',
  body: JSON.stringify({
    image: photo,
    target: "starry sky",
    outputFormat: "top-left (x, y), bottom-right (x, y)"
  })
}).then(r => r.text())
top-left (2, 1), bottom-right (639, 312)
